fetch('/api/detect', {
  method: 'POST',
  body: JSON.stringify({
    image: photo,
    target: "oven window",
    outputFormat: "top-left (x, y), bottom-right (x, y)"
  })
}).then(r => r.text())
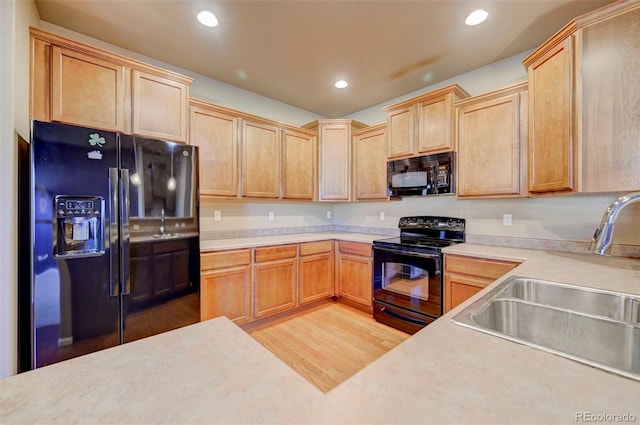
top-left (373, 248), bottom-right (442, 318)
top-left (382, 263), bottom-right (430, 301)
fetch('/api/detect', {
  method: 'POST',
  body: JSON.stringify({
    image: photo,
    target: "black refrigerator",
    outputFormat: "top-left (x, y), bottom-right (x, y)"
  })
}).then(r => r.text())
top-left (20, 120), bottom-right (200, 371)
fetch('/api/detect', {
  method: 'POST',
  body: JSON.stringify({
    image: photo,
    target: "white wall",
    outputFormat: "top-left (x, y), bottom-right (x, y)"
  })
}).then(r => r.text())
top-left (1, 0), bottom-right (40, 379)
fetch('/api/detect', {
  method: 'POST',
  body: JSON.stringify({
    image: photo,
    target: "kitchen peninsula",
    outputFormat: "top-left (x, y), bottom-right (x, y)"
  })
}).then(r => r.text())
top-left (2, 243), bottom-right (638, 424)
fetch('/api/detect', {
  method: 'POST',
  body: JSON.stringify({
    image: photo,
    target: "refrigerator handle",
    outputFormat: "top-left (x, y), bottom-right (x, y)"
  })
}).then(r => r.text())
top-left (108, 168), bottom-right (120, 297)
top-left (120, 169), bottom-right (131, 295)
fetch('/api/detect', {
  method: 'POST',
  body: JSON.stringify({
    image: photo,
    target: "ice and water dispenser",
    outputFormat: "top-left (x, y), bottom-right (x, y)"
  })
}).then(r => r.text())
top-left (55, 196), bottom-right (105, 258)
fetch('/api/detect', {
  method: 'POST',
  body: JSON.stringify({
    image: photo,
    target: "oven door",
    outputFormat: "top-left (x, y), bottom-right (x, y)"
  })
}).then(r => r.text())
top-left (373, 246), bottom-right (442, 319)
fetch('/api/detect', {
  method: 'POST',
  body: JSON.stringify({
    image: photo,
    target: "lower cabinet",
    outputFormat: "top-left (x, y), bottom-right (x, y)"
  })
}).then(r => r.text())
top-left (443, 254), bottom-right (520, 313)
top-left (200, 249), bottom-right (252, 324)
top-left (335, 241), bottom-right (373, 308)
top-left (253, 245), bottom-right (298, 319)
top-left (200, 239), bottom-right (372, 324)
top-left (299, 241), bottom-right (334, 305)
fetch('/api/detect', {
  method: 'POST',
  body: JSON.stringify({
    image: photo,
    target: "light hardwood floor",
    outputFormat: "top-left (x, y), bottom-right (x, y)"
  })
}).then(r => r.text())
top-left (246, 303), bottom-right (410, 392)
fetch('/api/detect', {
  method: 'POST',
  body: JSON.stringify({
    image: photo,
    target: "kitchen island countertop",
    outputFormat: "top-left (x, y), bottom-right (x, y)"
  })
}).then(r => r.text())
top-left (2, 243), bottom-right (639, 424)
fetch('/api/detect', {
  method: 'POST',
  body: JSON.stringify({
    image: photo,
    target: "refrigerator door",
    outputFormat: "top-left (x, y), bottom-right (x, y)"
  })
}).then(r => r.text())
top-left (31, 121), bottom-right (121, 368)
top-left (119, 135), bottom-right (200, 344)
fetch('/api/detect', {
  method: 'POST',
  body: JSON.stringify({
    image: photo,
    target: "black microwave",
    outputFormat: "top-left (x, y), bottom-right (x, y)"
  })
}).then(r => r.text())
top-left (387, 152), bottom-right (455, 197)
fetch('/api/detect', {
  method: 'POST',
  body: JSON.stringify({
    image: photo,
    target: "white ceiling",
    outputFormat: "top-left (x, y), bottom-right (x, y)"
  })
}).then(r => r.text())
top-left (35, 0), bottom-right (614, 118)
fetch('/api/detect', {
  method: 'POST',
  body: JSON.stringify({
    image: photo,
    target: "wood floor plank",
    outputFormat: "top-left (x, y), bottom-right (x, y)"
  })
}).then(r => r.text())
top-left (247, 303), bottom-right (410, 392)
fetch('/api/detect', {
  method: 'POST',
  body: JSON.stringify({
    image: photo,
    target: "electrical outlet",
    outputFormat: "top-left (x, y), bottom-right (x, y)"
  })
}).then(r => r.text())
top-left (326, 211), bottom-right (332, 220)
top-left (503, 214), bottom-right (512, 226)
top-left (379, 212), bottom-right (385, 221)
top-left (214, 211), bottom-right (221, 221)
top-left (268, 211), bottom-right (275, 221)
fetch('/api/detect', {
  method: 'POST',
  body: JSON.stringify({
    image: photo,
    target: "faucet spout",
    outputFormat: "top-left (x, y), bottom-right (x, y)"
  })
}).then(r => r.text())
top-left (589, 192), bottom-right (640, 256)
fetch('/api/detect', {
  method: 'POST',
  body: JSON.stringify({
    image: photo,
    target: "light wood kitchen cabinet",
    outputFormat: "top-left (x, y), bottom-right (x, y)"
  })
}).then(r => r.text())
top-left (335, 241), bottom-right (373, 309)
top-left (200, 249), bottom-right (252, 324)
top-left (30, 28), bottom-right (192, 141)
top-left (384, 84), bottom-right (470, 159)
top-left (524, 36), bottom-right (574, 193)
top-left (303, 120), bottom-right (367, 201)
top-left (577, 3), bottom-right (640, 192)
top-left (49, 45), bottom-right (127, 132)
top-left (443, 254), bottom-right (520, 313)
top-left (353, 124), bottom-right (388, 200)
top-left (132, 70), bottom-right (189, 142)
top-left (253, 245), bottom-right (298, 319)
top-left (283, 128), bottom-right (317, 200)
top-left (189, 100), bottom-right (240, 197)
top-left (523, 1), bottom-right (640, 194)
top-left (299, 241), bottom-right (334, 304)
top-left (241, 119), bottom-right (282, 198)
top-left (455, 82), bottom-right (528, 198)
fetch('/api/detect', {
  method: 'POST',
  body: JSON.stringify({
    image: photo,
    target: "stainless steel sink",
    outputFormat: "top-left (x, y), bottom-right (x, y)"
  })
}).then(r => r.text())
top-left (452, 276), bottom-right (640, 381)
top-left (504, 278), bottom-right (640, 324)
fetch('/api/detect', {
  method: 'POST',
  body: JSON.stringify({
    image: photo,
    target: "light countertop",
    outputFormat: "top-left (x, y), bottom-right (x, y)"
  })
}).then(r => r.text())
top-left (2, 242), bottom-right (639, 424)
top-left (200, 232), bottom-right (389, 251)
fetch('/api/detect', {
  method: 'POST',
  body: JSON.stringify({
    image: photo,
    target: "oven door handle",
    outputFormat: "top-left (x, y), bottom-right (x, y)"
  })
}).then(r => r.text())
top-left (378, 305), bottom-right (431, 327)
top-left (373, 246), bottom-right (440, 259)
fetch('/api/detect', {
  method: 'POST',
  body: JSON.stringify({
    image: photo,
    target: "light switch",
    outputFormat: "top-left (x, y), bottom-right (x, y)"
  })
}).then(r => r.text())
top-left (268, 211), bottom-right (275, 221)
top-left (214, 211), bottom-right (221, 221)
top-left (503, 214), bottom-right (512, 226)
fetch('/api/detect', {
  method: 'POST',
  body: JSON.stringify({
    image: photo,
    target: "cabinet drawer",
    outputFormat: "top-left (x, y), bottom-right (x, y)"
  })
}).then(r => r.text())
top-left (201, 249), bottom-right (251, 271)
top-left (445, 254), bottom-right (519, 280)
top-left (337, 241), bottom-right (371, 257)
top-left (153, 240), bottom-right (190, 254)
top-left (299, 240), bottom-right (333, 256)
top-left (255, 245), bottom-right (297, 263)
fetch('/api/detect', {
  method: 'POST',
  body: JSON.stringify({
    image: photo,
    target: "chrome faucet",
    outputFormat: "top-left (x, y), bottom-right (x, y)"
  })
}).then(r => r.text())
top-left (589, 192), bottom-right (640, 255)
top-left (159, 208), bottom-right (166, 236)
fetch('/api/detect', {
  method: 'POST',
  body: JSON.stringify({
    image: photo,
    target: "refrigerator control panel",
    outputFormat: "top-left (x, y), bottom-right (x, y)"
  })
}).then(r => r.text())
top-left (54, 195), bottom-right (105, 258)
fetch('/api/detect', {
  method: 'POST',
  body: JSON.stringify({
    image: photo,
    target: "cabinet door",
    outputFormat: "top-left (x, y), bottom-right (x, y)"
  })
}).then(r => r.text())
top-left (457, 90), bottom-right (526, 197)
top-left (318, 124), bottom-right (351, 200)
top-left (283, 129), bottom-right (316, 200)
top-left (299, 253), bottom-right (334, 304)
top-left (336, 253), bottom-right (372, 307)
top-left (417, 95), bottom-right (453, 153)
top-left (201, 266), bottom-right (252, 324)
top-left (579, 6), bottom-right (640, 192)
top-left (51, 46), bottom-right (126, 132)
top-left (254, 259), bottom-right (297, 318)
top-left (189, 104), bottom-right (239, 197)
top-left (354, 125), bottom-right (388, 200)
top-left (527, 37), bottom-right (574, 193)
top-left (386, 106), bottom-right (414, 159)
top-left (132, 70), bottom-right (189, 142)
top-left (241, 120), bottom-right (281, 198)
top-left (443, 274), bottom-right (489, 313)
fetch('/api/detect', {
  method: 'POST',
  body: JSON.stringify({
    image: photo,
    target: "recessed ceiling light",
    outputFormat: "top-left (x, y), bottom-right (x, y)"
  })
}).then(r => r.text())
top-left (334, 80), bottom-right (348, 89)
top-left (465, 9), bottom-right (488, 26)
top-left (197, 10), bottom-right (219, 27)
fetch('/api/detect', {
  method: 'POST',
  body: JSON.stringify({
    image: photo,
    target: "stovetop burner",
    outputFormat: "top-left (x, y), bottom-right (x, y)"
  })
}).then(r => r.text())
top-left (374, 216), bottom-right (466, 251)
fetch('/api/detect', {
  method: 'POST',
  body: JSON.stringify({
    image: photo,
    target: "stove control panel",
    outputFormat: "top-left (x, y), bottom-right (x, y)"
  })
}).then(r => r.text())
top-left (398, 216), bottom-right (465, 231)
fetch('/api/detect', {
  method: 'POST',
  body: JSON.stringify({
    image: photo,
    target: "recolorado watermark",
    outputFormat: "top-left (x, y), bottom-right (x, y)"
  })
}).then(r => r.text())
top-left (576, 412), bottom-right (637, 423)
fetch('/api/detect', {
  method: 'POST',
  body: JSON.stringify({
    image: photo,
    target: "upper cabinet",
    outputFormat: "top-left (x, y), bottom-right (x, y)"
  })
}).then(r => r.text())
top-left (241, 119), bottom-right (282, 199)
top-left (523, 1), bottom-right (640, 194)
top-left (30, 28), bottom-right (192, 142)
top-left (384, 84), bottom-right (470, 159)
top-left (353, 124), bottom-right (388, 201)
top-left (282, 128), bottom-right (317, 200)
top-left (189, 100), bottom-right (240, 198)
top-left (303, 119), bottom-right (367, 202)
top-left (455, 82), bottom-right (528, 198)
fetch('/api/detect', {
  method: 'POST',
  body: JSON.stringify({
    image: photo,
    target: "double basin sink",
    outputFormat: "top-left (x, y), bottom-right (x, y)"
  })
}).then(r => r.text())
top-left (452, 276), bottom-right (640, 381)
